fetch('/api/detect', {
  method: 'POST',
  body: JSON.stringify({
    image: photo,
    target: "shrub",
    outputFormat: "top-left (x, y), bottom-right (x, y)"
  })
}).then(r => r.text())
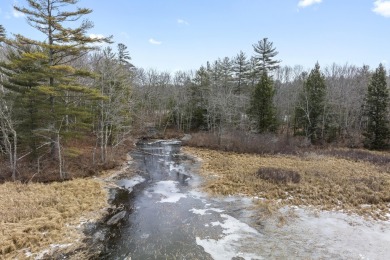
top-left (184, 131), bottom-right (305, 155)
top-left (256, 167), bottom-right (301, 184)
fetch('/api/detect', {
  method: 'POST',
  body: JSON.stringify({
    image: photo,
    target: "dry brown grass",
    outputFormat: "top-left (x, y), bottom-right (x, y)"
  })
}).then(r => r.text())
top-left (184, 147), bottom-right (390, 220)
top-left (0, 178), bottom-right (108, 259)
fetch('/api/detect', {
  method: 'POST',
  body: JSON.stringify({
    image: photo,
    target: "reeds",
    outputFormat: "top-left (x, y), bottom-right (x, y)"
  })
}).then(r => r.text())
top-left (0, 179), bottom-right (108, 259)
top-left (185, 147), bottom-right (390, 220)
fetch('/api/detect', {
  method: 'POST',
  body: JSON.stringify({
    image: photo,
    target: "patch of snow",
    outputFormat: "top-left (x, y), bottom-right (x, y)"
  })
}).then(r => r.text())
top-left (190, 207), bottom-right (224, 215)
top-left (24, 250), bottom-right (33, 258)
top-left (50, 243), bottom-right (73, 249)
top-left (169, 163), bottom-right (185, 173)
top-left (143, 190), bottom-right (153, 198)
top-left (261, 207), bottom-right (390, 259)
top-left (190, 208), bottom-right (211, 215)
top-left (152, 180), bottom-right (187, 203)
top-left (208, 208), bottom-right (225, 213)
top-left (196, 214), bottom-right (263, 260)
top-left (161, 140), bottom-right (181, 145)
top-left (34, 249), bottom-right (50, 259)
top-left (117, 175), bottom-right (145, 191)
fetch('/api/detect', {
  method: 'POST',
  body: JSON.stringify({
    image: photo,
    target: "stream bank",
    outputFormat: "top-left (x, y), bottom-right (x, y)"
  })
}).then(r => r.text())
top-left (86, 140), bottom-right (390, 259)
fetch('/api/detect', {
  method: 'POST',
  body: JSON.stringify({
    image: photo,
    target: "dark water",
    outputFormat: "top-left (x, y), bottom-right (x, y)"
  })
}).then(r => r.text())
top-left (98, 140), bottom-right (390, 260)
top-left (101, 140), bottom-right (263, 260)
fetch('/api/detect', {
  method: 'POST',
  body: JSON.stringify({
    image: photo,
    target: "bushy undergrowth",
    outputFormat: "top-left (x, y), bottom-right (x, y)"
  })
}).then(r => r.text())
top-left (0, 137), bottom-right (134, 183)
top-left (184, 131), bottom-right (308, 154)
top-left (320, 148), bottom-right (390, 166)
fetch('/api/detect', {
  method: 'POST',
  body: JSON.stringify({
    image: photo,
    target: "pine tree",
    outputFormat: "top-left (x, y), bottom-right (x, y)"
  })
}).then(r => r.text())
top-left (294, 63), bottom-right (327, 143)
top-left (0, 44), bottom-right (48, 157)
top-left (189, 66), bottom-right (210, 130)
top-left (363, 64), bottom-right (390, 149)
top-left (117, 43), bottom-right (131, 65)
top-left (252, 38), bottom-right (281, 74)
top-left (232, 51), bottom-right (248, 94)
top-left (248, 71), bottom-right (277, 133)
top-left (0, 0), bottom-right (110, 178)
top-left (219, 57), bottom-right (233, 89)
top-left (0, 25), bottom-right (5, 40)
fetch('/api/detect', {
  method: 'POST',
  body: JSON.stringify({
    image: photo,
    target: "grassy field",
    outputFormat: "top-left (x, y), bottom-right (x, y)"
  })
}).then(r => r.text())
top-left (184, 147), bottom-right (390, 220)
top-left (0, 178), bottom-right (108, 259)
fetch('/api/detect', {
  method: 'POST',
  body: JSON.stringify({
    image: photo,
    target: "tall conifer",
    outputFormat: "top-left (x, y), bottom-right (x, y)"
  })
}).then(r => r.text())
top-left (294, 63), bottom-right (327, 143)
top-left (252, 38), bottom-right (281, 74)
top-left (248, 71), bottom-right (277, 133)
top-left (363, 64), bottom-right (390, 149)
top-left (0, 0), bottom-right (110, 178)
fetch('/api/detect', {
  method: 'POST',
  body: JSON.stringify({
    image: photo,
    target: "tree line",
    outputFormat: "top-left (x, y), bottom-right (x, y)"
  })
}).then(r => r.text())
top-left (130, 42), bottom-right (389, 150)
top-left (0, 0), bottom-right (389, 182)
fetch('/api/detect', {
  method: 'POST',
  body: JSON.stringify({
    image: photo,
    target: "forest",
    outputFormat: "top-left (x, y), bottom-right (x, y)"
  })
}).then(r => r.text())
top-left (1, 1), bottom-right (390, 259)
top-left (0, 0), bottom-right (389, 183)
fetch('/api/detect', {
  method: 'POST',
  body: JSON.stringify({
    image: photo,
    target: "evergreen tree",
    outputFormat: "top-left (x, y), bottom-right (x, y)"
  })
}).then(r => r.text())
top-left (0, 25), bottom-right (5, 40)
top-left (0, 44), bottom-right (48, 157)
top-left (252, 38), bottom-right (281, 74)
top-left (246, 56), bottom-right (258, 90)
top-left (248, 71), bottom-right (277, 133)
top-left (294, 63), bottom-right (327, 143)
top-left (232, 51), bottom-right (248, 94)
top-left (189, 66), bottom-right (210, 130)
top-left (219, 57), bottom-right (233, 89)
top-left (117, 43), bottom-right (132, 65)
top-left (363, 64), bottom-right (390, 149)
top-left (0, 0), bottom-right (109, 178)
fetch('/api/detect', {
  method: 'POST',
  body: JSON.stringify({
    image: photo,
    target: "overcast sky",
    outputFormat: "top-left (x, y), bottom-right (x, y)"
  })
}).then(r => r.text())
top-left (1, 0), bottom-right (390, 72)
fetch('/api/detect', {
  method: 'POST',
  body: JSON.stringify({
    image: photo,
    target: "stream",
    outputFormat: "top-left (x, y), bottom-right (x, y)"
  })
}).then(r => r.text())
top-left (100, 140), bottom-right (264, 260)
top-left (98, 140), bottom-right (390, 260)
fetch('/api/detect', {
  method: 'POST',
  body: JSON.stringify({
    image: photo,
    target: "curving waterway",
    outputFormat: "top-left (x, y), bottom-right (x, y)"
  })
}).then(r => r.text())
top-left (99, 140), bottom-right (390, 260)
top-left (100, 140), bottom-right (264, 260)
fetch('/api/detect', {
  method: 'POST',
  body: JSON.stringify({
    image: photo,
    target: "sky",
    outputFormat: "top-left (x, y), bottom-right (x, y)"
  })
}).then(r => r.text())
top-left (0, 0), bottom-right (389, 73)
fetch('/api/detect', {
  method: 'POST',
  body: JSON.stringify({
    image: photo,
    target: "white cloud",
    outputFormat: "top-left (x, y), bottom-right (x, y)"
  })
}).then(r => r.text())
top-left (298, 0), bottom-right (322, 8)
top-left (12, 8), bottom-right (24, 18)
top-left (89, 33), bottom-right (105, 40)
top-left (12, 0), bottom-right (25, 18)
top-left (373, 0), bottom-right (390, 17)
top-left (177, 19), bottom-right (189, 25)
top-left (89, 34), bottom-right (108, 47)
top-left (149, 38), bottom-right (162, 45)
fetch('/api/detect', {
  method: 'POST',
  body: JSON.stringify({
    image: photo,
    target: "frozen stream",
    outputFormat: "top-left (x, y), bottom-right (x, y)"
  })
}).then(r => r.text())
top-left (100, 140), bottom-right (390, 260)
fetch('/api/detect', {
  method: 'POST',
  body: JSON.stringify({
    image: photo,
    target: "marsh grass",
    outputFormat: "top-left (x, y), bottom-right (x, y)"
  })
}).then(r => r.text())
top-left (0, 179), bottom-right (108, 259)
top-left (184, 147), bottom-right (390, 220)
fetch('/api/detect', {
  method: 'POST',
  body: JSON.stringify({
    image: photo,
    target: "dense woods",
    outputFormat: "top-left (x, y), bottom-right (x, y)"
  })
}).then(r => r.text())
top-left (0, 1), bottom-right (389, 182)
